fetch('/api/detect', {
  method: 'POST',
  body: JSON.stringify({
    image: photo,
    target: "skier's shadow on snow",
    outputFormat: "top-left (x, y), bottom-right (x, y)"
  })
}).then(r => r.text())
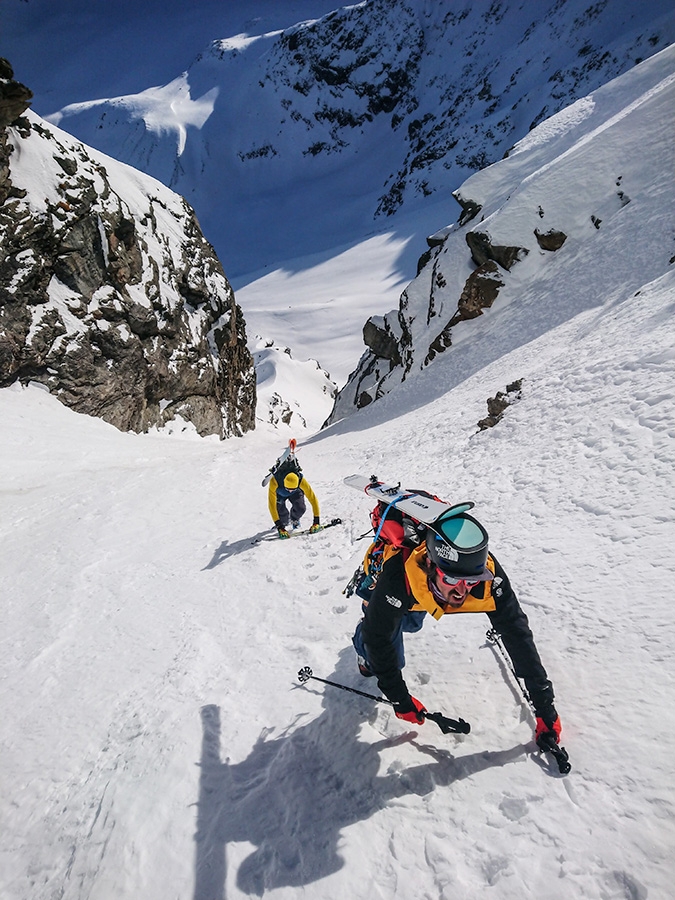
top-left (202, 531), bottom-right (272, 568)
top-left (192, 648), bottom-right (527, 898)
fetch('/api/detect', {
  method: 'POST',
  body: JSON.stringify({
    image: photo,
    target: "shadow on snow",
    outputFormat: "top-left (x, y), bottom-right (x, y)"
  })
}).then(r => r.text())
top-left (201, 531), bottom-right (273, 568)
top-left (192, 648), bottom-right (527, 898)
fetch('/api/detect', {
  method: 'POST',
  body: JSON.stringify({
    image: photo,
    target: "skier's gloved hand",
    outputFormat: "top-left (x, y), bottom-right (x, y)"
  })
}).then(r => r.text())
top-left (309, 524), bottom-right (322, 534)
top-left (277, 528), bottom-right (290, 539)
top-left (394, 695), bottom-right (426, 725)
top-left (535, 713), bottom-right (562, 745)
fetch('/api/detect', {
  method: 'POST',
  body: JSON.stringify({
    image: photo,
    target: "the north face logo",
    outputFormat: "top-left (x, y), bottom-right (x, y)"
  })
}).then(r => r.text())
top-left (435, 543), bottom-right (459, 562)
top-left (386, 594), bottom-right (402, 608)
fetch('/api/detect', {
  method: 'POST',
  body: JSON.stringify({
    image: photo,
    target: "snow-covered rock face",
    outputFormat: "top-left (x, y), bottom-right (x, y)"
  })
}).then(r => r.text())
top-left (0, 68), bottom-right (256, 438)
top-left (44, 0), bottom-right (675, 274)
top-left (327, 44), bottom-right (675, 421)
top-left (252, 336), bottom-right (337, 433)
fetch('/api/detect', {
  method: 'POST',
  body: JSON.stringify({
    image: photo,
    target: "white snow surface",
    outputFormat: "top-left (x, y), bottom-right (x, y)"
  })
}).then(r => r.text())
top-left (2, 261), bottom-right (674, 899)
top-left (2, 7), bottom-right (675, 900)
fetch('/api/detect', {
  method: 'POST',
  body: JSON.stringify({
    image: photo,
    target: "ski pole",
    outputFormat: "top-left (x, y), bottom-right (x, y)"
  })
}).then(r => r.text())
top-left (486, 628), bottom-right (532, 706)
top-left (297, 667), bottom-right (470, 735)
top-left (485, 629), bottom-right (571, 775)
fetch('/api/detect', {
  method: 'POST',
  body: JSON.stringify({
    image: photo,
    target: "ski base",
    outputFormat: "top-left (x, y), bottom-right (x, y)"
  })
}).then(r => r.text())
top-left (343, 474), bottom-right (457, 525)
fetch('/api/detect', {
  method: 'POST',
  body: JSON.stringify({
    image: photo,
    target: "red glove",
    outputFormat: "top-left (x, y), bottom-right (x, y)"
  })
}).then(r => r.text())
top-left (536, 715), bottom-right (562, 744)
top-left (394, 696), bottom-right (426, 725)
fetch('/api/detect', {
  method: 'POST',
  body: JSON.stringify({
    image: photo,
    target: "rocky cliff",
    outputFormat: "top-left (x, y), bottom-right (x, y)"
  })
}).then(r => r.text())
top-left (0, 60), bottom-right (256, 438)
top-left (327, 44), bottom-right (675, 423)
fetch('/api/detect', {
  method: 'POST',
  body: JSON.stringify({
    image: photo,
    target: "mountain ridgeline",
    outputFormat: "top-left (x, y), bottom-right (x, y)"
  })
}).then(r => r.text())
top-left (3, 0), bottom-right (675, 435)
top-left (46, 0), bottom-right (675, 275)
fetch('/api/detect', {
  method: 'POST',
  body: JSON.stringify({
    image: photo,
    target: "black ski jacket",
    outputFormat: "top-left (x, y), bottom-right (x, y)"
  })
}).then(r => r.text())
top-left (360, 550), bottom-right (556, 720)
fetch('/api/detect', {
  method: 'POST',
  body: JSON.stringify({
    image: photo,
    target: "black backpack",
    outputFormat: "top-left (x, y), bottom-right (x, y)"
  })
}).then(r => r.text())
top-left (273, 454), bottom-right (302, 485)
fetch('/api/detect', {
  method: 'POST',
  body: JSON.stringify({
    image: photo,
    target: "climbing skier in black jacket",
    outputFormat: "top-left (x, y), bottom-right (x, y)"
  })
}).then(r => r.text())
top-left (352, 507), bottom-right (562, 745)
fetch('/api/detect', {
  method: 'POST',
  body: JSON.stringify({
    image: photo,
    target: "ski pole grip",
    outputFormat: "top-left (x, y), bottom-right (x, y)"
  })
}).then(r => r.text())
top-left (536, 732), bottom-right (572, 774)
top-left (424, 711), bottom-right (471, 734)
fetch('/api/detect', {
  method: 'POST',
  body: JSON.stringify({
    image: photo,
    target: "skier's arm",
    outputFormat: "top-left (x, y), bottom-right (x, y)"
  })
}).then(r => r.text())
top-left (360, 554), bottom-right (413, 706)
top-left (299, 477), bottom-right (320, 519)
top-left (486, 555), bottom-right (556, 719)
top-left (268, 476), bottom-right (281, 525)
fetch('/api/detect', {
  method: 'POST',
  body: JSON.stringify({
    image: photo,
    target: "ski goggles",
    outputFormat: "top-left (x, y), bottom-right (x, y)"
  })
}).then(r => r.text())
top-left (434, 566), bottom-right (480, 588)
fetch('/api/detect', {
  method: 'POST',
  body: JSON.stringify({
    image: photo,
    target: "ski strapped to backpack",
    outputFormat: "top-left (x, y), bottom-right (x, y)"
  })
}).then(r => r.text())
top-left (343, 474), bottom-right (458, 524)
top-left (342, 474), bottom-right (468, 599)
top-left (262, 438), bottom-right (301, 487)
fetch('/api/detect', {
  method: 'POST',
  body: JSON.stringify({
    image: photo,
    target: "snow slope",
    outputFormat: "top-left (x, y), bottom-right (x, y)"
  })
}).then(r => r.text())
top-left (2, 257), bottom-right (674, 899)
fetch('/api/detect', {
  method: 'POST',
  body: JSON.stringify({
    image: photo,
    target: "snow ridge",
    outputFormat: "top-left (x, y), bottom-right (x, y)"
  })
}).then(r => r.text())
top-left (37, 0), bottom-right (675, 275)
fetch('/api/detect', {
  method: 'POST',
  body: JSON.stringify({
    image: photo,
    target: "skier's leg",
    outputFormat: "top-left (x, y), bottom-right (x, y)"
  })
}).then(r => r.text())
top-left (289, 492), bottom-right (307, 526)
top-left (276, 496), bottom-right (290, 528)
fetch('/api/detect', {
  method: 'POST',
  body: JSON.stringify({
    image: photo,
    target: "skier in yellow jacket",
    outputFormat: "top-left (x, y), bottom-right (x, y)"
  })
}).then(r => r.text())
top-left (267, 470), bottom-right (321, 539)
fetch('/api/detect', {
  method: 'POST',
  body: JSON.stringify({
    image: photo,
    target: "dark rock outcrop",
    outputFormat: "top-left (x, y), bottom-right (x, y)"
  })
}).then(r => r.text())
top-left (477, 379), bottom-right (523, 430)
top-left (466, 231), bottom-right (529, 271)
top-left (0, 75), bottom-right (256, 438)
top-left (534, 228), bottom-right (567, 251)
top-left (363, 317), bottom-right (401, 366)
top-left (0, 58), bottom-right (33, 129)
top-left (452, 192), bottom-right (482, 227)
top-left (424, 262), bottom-right (504, 366)
top-left (456, 262), bottom-right (504, 319)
